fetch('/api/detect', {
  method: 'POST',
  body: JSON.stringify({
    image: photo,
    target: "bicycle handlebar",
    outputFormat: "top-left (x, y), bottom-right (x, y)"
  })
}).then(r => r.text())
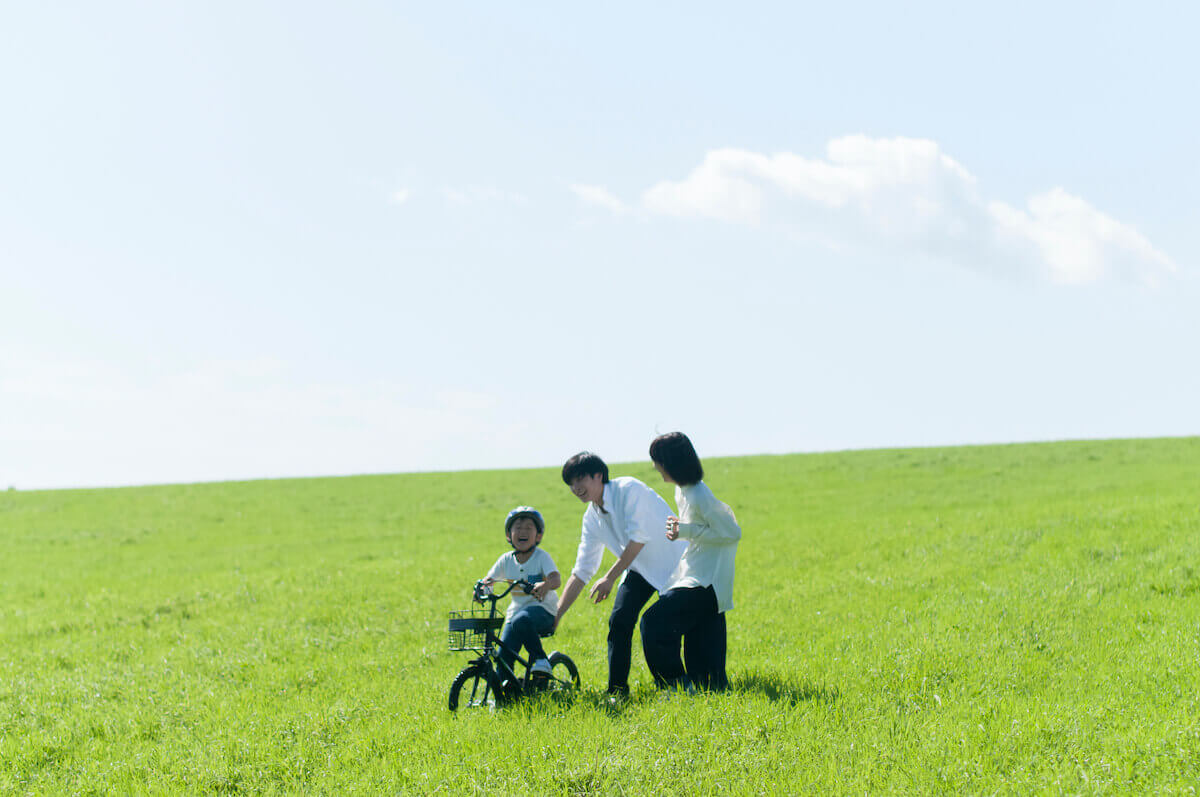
top-left (473, 578), bottom-right (535, 602)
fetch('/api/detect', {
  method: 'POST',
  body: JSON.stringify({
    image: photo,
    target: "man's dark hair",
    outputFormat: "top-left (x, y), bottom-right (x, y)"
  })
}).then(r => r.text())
top-left (649, 432), bottom-right (704, 486)
top-left (561, 451), bottom-right (609, 485)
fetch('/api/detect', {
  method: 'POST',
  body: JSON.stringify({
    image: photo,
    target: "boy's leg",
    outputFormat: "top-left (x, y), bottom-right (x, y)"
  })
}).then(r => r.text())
top-left (606, 570), bottom-right (655, 695)
top-left (641, 586), bottom-right (713, 689)
top-left (521, 607), bottom-right (555, 663)
top-left (498, 606), bottom-right (554, 673)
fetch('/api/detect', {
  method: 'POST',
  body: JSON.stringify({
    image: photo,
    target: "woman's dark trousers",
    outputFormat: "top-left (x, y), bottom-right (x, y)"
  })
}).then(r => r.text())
top-left (640, 585), bottom-right (728, 691)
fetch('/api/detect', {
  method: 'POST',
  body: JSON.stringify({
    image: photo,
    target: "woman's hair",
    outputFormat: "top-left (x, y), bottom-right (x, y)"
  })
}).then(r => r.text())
top-left (561, 451), bottom-right (610, 485)
top-left (649, 432), bottom-right (704, 486)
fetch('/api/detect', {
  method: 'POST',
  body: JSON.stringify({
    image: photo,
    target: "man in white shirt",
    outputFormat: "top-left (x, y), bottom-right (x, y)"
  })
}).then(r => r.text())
top-left (556, 451), bottom-right (687, 696)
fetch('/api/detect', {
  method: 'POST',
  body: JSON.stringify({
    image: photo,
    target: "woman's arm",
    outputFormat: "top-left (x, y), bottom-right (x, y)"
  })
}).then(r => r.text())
top-left (676, 488), bottom-right (741, 544)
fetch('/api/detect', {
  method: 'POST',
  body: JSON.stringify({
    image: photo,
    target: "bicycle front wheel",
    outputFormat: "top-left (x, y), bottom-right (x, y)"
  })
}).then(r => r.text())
top-left (448, 663), bottom-right (504, 711)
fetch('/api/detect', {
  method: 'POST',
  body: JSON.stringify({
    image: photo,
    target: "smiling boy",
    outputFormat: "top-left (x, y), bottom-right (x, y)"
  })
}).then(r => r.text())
top-left (484, 506), bottom-right (561, 678)
top-left (556, 451), bottom-right (687, 696)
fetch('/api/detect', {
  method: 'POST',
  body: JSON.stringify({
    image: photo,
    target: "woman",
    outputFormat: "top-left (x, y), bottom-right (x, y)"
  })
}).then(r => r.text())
top-left (640, 431), bottom-right (741, 691)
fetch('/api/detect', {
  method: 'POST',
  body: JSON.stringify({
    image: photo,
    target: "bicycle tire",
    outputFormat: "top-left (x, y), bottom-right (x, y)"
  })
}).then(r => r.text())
top-left (448, 663), bottom-right (504, 711)
top-left (547, 651), bottom-right (581, 691)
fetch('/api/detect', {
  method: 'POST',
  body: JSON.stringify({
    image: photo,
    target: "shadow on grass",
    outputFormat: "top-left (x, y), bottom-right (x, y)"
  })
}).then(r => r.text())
top-left (494, 671), bottom-right (837, 717)
top-left (729, 671), bottom-right (839, 706)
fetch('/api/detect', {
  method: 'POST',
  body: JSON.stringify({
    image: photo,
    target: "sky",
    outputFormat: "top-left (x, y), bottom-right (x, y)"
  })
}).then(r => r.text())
top-left (2, 1), bottom-right (1197, 490)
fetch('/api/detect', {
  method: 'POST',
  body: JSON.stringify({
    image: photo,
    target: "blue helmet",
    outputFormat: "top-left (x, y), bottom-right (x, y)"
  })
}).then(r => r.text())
top-left (504, 506), bottom-right (545, 539)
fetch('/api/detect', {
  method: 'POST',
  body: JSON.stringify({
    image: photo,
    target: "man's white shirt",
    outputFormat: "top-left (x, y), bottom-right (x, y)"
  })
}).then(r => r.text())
top-left (570, 476), bottom-right (687, 593)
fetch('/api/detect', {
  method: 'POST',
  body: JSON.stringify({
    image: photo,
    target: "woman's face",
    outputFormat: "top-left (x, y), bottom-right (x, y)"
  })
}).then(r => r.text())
top-left (653, 461), bottom-right (674, 484)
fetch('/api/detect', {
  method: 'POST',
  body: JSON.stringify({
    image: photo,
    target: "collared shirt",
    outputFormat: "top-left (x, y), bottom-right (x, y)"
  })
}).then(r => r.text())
top-left (571, 476), bottom-right (687, 593)
top-left (668, 481), bottom-right (741, 612)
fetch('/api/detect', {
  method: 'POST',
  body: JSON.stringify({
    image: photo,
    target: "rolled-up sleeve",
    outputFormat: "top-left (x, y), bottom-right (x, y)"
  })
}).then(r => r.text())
top-left (571, 516), bottom-right (604, 583)
top-left (677, 490), bottom-right (741, 544)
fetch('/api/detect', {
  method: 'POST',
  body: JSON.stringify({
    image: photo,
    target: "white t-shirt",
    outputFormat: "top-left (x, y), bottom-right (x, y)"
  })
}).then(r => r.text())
top-left (571, 476), bottom-right (687, 594)
top-left (486, 547), bottom-right (559, 621)
top-left (668, 481), bottom-right (741, 612)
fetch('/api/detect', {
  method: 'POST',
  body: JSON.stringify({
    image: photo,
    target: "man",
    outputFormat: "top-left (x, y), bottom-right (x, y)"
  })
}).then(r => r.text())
top-left (556, 451), bottom-right (687, 696)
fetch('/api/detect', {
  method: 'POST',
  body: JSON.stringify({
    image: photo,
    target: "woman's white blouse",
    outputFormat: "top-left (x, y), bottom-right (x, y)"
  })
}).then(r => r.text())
top-left (668, 481), bottom-right (741, 612)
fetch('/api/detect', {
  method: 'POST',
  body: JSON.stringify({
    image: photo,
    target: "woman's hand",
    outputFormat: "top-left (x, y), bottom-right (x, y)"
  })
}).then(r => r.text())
top-left (665, 515), bottom-right (680, 541)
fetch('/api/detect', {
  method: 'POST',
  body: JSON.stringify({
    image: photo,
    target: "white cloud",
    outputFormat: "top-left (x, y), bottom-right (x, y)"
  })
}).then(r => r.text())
top-left (569, 183), bottom-right (628, 215)
top-left (639, 136), bottom-right (1176, 284)
top-left (392, 188), bottom-right (411, 203)
top-left (441, 185), bottom-right (528, 206)
top-left (988, 188), bottom-right (1175, 284)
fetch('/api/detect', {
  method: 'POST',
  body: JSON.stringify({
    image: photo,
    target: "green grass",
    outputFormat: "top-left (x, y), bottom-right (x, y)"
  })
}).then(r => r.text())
top-left (2, 438), bottom-right (1198, 793)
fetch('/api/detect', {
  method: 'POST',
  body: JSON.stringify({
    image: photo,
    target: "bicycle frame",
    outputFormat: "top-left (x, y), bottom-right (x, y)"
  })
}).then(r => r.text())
top-left (472, 579), bottom-right (535, 684)
top-left (448, 578), bottom-right (580, 710)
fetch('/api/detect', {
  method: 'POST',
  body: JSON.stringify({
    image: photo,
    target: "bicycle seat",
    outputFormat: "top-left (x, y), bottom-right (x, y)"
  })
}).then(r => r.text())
top-left (538, 629), bottom-right (555, 639)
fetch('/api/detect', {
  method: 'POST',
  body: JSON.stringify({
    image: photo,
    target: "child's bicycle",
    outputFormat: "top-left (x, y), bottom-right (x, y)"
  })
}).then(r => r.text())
top-left (447, 578), bottom-right (581, 710)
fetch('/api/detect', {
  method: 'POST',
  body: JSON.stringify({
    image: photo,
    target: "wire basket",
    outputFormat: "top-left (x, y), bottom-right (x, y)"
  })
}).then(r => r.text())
top-left (448, 609), bottom-right (504, 651)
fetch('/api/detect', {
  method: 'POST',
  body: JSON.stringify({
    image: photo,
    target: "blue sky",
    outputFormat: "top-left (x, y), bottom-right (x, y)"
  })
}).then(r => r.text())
top-left (2, 1), bottom-right (1197, 490)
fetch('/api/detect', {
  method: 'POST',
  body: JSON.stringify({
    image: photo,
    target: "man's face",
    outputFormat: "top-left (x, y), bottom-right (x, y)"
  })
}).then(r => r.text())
top-left (568, 473), bottom-right (605, 505)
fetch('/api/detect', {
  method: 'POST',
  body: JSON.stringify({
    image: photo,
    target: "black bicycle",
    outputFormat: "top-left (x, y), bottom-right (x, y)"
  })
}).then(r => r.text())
top-left (447, 578), bottom-right (581, 710)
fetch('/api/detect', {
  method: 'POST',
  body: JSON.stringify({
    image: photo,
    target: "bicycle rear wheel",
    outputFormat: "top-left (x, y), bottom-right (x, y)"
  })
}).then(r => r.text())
top-left (547, 651), bottom-right (580, 692)
top-left (449, 663), bottom-right (505, 711)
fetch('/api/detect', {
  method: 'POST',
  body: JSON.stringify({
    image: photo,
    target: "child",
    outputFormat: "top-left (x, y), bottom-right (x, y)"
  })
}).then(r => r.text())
top-left (484, 506), bottom-right (561, 678)
top-left (556, 451), bottom-right (687, 697)
top-left (640, 432), bottom-right (741, 692)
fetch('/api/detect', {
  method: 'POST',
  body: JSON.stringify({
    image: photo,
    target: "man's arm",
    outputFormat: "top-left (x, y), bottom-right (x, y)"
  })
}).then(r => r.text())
top-left (588, 541), bottom-right (646, 603)
top-left (556, 512), bottom-right (605, 629)
top-left (554, 573), bottom-right (588, 629)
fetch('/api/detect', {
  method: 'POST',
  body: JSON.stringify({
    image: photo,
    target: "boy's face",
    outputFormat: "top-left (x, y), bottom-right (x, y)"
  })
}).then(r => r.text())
top-left (568, 473), bottom-right (605, 505)
top-left (508, 517), bottom-right (542, 552)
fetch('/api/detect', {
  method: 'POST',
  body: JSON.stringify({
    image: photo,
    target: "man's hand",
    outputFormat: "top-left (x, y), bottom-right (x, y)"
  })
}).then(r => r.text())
top-left (589, 575), bottom-right (616, 603)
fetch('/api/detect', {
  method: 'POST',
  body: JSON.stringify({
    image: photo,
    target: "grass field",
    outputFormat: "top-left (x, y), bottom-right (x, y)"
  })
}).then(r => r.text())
top-left (2, 437), bottom-right (1198, 793)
